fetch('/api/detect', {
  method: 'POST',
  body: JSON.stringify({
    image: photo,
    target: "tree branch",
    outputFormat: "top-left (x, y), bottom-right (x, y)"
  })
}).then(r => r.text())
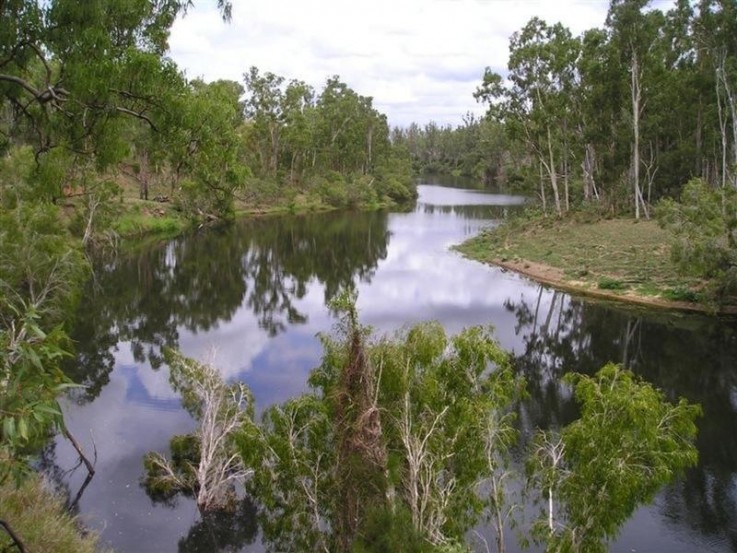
top-left (0, 520), bottom-right (26, 553)
top-left (113, 107), bottom-right (158, 131)
top-left (0, 74), bottom-right (40, 98)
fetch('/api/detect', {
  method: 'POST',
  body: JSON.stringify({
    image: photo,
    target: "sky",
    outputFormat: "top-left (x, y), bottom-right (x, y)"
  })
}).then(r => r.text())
top-left (169, 0), bottom-right (676, 129)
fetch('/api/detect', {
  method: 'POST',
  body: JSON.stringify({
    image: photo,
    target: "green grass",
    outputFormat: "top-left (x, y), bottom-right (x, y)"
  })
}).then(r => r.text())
top-left (0, 474), bottom-right (109, 553)
top-left (597, 276), bottom-right (629, 291)
top-left (113, 205), bottom-right (186, 238)
top-left (455, 213), bottom-right (703, 304)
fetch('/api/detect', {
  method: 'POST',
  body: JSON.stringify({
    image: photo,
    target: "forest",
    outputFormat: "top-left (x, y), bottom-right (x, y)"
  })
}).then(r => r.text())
top-left (402, 0), bottom-right (736, 214)
top-left (0, 0), bottom-right (734, 551)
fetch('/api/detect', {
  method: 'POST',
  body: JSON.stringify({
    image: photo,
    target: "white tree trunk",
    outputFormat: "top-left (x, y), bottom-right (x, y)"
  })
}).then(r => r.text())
top-left (546, 126), bottom-right (562, 215)
top-left (631, 52), bottom-right (643, 219)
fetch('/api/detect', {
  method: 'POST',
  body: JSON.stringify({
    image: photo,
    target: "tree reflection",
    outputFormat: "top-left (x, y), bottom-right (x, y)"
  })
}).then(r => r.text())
top-left (506, 286), bottom-right (737, 547)
top-left (64, 211), bottom-right (390, 401)
top-left (419, 203), bottom-right (516, 220)
top-left (177, 498), bottom-right (258, 553)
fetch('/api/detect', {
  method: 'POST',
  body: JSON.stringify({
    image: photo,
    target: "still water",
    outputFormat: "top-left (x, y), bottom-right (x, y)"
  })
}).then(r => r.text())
top-left (55, 180), bottom-right (737, 552)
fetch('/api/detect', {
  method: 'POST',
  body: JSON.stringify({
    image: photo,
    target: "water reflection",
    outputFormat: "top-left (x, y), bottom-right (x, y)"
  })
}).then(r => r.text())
top-left (420, 203), bottom-right (517, 220)
top-left (177, 499), bottom-right (258, 553)
top-left (66, 211), bottom-right (390, 403)
top-left (55, 183), bottom-right (737, 553)
top-left (506, 287), bottom-right (737, 550)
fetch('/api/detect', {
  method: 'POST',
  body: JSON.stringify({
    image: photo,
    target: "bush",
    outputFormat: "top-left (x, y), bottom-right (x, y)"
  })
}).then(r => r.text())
top-left (597, 277), bottom-right (628, 291)
top-left (657, 178), bottom-right (737, 300)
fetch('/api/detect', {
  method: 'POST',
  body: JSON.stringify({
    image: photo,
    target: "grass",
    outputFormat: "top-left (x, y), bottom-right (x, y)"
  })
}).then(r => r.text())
top-left (0, 474), bottom-right (109, 553)
top-left (113, 207), bottom-right (186, 238)
top-left (455, 213), bottom-right (704, 306)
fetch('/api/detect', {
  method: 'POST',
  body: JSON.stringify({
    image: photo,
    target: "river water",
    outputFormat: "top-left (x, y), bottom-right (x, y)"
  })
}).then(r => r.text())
top-left (55, 179), bottom-right (737, 552)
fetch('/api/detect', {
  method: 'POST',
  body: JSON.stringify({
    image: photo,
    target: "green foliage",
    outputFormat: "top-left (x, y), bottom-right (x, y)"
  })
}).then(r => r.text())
top-left (247, 394), bottom-right (334, 552)
top-left (251, 293), bottom-right (524, 551)
top-left (353, 504), bottom-right (435, 553)
top-left (0, 304), bottom-right (76, 482)
top-left (530, 364), bottom-right (700, 553)
top-left (143, 433), bottom-right (199, 503)
top-left (661, 286), bottom-right (700, 303)
top-left (0, 202), bottom-right (88, 322)
top-left (658, 178), bottom-right (737, 300)
top-left (112, 208), bottom-right (185, 237)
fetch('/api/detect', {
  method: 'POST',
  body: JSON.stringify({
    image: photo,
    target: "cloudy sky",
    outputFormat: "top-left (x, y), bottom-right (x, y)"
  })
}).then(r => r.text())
top-left (169, 0), bottom-right (675, 128)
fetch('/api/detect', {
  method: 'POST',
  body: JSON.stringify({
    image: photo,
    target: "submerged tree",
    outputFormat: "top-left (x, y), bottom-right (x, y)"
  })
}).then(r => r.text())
top-left (248, 292), bottom-right (524, 552)
top-left (528, 363), bottom-right (700, 553)
top-left (143, 348), bottom-right (256, 512)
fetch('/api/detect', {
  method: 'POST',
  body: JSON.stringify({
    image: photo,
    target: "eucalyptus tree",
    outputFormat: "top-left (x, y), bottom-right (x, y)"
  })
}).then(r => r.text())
top-left (143, 349), bottom-right (256, 513)
top-left (477, 18), bottom-right (579, 213)
top-left (243, 66), bottom-right (286, 177)
top-left (1, 0), bottom-right (231, 163)
top-left (529, 364), bottom-right (700, 553)
top-left (692, 0), bottom-right (737, 189)
top-left (165, 78), bottom-right (248, 218)
top-left (248, 293), bottom-right (524, 552)
top-left (604, 0), bottom-right (668, 218)
top-left (281, 79), bottom-right (316, 184)
top-left (314, 76), bottom-right (388, 175)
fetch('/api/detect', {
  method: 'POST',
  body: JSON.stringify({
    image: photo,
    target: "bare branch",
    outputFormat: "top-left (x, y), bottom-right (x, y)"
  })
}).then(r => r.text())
top-left (113, 106), bottom-right (158, 131)
top-left (0, 74), bottom-right (40, 98)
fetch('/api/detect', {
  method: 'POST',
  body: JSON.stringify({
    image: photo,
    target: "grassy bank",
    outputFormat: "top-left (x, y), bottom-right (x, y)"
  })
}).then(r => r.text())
top-left (96, 175), bottom-right (411, 243)
top-left (0, 474), bottom-right (109, 553)
top-left (454, 214), bottom-right (731, 313)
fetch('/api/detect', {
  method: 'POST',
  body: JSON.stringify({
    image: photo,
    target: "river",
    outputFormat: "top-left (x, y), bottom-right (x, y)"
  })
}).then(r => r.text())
top-left (54, 179), bottom-right (737, 552)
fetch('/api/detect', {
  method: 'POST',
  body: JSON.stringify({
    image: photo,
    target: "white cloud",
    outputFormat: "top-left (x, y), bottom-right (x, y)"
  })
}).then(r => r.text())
top-left (169, 0), bottom-right (619, 127)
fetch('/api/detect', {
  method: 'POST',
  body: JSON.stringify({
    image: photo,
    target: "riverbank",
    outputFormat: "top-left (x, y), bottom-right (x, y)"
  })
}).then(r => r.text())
top-left (455, 215), bottom-right (737, 314)
top-left (77, 186), bottom-right (407, 244)
top-left (0, 473), bottom-right (108, 553)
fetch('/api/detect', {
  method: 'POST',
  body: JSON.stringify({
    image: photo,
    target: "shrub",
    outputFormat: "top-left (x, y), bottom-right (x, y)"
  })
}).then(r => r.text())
top-left (657, 178), bottom-right (737, 301)
top-left (597, 277), bottom-right (628, 291)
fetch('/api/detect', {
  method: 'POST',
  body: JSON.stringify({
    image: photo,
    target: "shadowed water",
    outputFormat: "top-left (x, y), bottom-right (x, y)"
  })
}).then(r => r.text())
top-left (55, 181), bottom-right (737, 552)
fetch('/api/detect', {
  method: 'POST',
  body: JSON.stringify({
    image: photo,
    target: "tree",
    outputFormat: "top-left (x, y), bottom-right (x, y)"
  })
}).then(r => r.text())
top-left (0, 0), bottom-right (231, 160)
top-left (658, 177), bottom-right (737, 301)
top-left (143, 348), bottom-right (256, 512)
top-left (605, 0), bottom-right (667, 219)
top-left (249, 292), bottom-right (524, 551)
top-left (165, 79), bottom-right (248, 218)
top-left (477, 18), bottom-right (580, 213)
top-left (529, 364), bottom-right (700, 553)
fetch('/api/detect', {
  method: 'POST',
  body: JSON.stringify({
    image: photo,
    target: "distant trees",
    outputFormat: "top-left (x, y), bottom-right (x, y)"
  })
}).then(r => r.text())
top-left (242, 68), bottom-right (414, 205)
top-left (474, 0), bottom-right (737, 216)
top-left (392, 116), bottom-right (510, 186)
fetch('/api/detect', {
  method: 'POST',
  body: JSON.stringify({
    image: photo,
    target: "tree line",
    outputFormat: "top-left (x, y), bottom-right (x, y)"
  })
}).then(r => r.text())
top-left (397, 0), bottom-right (736, 222)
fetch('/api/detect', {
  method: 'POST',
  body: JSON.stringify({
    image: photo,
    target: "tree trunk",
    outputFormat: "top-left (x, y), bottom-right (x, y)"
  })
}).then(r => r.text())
top-left (582, 143), bottom-right (598, 201)
top-left (631, 52), bottom-right (642, 219)
top-left (630, 51), bottom-right (650, 219)
top-left (716, 58), bottom-right (729, 189)
top-left (546, 127), bottom-right (562, 215)
top-left (718, 55), bottom-right (737, 188)
top-left (539, 162), bottom-right (547, 212)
